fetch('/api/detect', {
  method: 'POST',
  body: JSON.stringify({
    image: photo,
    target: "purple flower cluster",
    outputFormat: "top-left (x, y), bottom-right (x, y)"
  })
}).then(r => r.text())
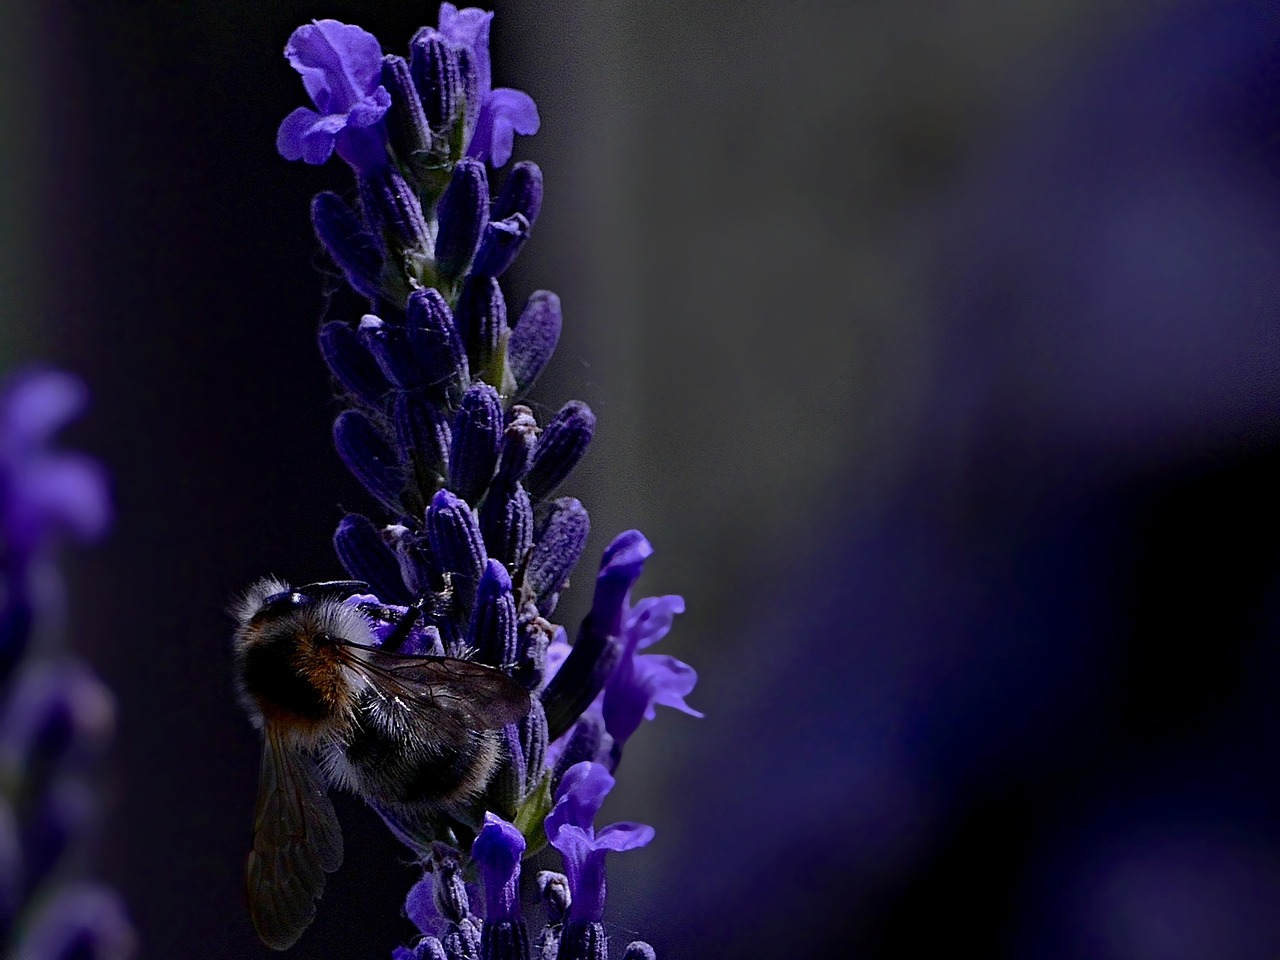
top-left (276, 6), bottom-right (697, 959)
top-left (0, 370), bottom-right (133, 959)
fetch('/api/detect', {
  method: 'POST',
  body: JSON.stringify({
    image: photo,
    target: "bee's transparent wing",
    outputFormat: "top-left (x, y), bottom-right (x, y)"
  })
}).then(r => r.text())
top-left (246, 725), bottom-right (343, 951)
top-left (338, 644), bottom-right (530, 731)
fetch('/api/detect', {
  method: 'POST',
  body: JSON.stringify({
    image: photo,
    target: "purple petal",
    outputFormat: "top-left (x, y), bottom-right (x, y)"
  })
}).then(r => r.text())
top-left (0, 370), bottom-right (86, 449)
top-left (286, 20), bottom-right (385, 115)
top-left (276, 107), bottom-right (336, 164)
top-left (590, 531), bottom-right (652, 638)
top-left (468, 88), bottom-right (541, 168)
top-left (626, 595), bottom-right (685, 651)
top-left (594, 821), bottom-right (656, 852)
top-left (602, 652), bottom-right (701, 745)
top-left (546, 761), bottom-right (614, 838)
top-left (8, 455), bottom-right (110, 547)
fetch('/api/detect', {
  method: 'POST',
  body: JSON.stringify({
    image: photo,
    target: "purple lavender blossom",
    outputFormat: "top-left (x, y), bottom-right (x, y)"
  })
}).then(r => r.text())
top-left (601, 593), bottom-right (699, 747)
top-left (435, 4), bottom-right (540, 167)
top-left (545, 762), bottom-right (654, 951)
top-left (277, 20), bottom-right (392, 172)
top-left (270, 6), bottom-right (691, 957)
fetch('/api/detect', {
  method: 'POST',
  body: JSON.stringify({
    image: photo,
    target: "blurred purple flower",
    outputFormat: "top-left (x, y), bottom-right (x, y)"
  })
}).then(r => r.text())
top-left (0, 370), bottom-right (109, 562)
top-left (0, 367), bottom-right (130, 955)
top-left (276, 19), bottom-right (392, 172)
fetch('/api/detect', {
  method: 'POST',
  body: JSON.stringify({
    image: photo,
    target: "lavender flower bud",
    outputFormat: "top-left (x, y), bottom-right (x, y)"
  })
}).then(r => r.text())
top-left (390, 525), bottom-right (438, 599)
top-left (520, 698), bottom-right (548, 781)
top-left (537, 872), bottom-right (571, 924)
top-left (359, 315), bottom-right (422, 389)
top-left (450, 384), bottom-right (503, 503)
top-left (481, 922), bottom-right (531, 960)
top-left (455, 276), bottom-right (508, 387)
top-left (318, 321), bottom-right (391, 408)
top-left (396, 939), bottom-right (448, 960)
top-left (409, 28), bottom-right (461, 132)
top-left (622, 943), bottom-right (656, 960)
top-left (495, 406), bottom-right (537, 487)
top-left (556, 921), bottom-right (607, 960)
top-left (551, 715), bottom-right (608, 780)
top-left (493, 161), bottom-right (543, 227)
top-left (472, 813), bottom-right (525, 923)
top-left (470, 214), bottom-right (531, 280)
top-left (527, 497), bottom-right (590, 612)
top-left (406, 287), bottom-right (470, 402)
top-left (360, 166), bottom-right (431, 255)
top-left (516, 617), bottom-right (553, 690)
top-left (434, 851), bottom-right (473, 924)
top-left (436, 158), bottom-right (489, 281)
top-left (479, 483), bottom-right (533, 573)
top-left (525, 402), bottom-right (595, 501)
top-left (382, 55), bottom-right (433, 171)
top-left (425, 489), bottom-right (486, 611)
top-left (333, 513), bottom-right (412, 604)
top-left (508, 292), bottom-right (561, 393)
top-left (470, 560), bottom-right (517, 666)
top-left (446, 918), bottom-right (483, 960)
top-left (489, 723), bottom-right (526, 814)
top-left (394, 392), bottom-right (451, 495)
top-left (333, 409), bottom-right (407, 512)
top-left (311, 192), bottom-right (383, 301)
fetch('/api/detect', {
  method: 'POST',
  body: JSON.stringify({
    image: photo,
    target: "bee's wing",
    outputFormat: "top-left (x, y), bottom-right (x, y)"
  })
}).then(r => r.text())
top-left (339, 644), bottom-right (531, 731)
top-left (246, 725), bottom-right (343, 951)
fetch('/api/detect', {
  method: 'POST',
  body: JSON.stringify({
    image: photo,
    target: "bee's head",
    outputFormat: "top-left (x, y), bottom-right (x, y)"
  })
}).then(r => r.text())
top-left (232, 578), bottom-right (374, 736)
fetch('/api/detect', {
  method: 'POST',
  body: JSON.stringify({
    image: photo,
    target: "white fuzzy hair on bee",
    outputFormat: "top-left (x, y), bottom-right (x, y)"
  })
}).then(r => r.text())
top-left (230, 576), bottom-right (530, 950)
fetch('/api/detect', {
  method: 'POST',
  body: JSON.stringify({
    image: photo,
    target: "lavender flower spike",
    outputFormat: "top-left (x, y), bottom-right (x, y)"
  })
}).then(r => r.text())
top-left (277, 20), bottom-right (392, 172)
top-left (269, 8), bottom-right (689, 956)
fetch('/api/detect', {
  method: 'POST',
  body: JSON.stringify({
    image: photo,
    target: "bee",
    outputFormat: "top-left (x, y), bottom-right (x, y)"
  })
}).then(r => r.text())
top-left (232, 577), bottom-right (530, 951)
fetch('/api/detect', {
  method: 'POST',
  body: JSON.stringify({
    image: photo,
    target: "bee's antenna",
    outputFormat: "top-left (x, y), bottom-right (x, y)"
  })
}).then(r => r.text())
top-left (295, 580), bottom-right (370, 600)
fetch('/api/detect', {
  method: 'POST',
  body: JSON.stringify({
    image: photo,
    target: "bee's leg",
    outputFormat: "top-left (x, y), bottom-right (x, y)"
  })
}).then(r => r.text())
top-left (381, 601), bottom-right (424, 652)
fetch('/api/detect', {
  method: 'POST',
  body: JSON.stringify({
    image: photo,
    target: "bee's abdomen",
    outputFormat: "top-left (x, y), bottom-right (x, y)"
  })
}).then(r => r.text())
top-left (342, 705), bottom-right (498, 807)
top-left (239, 638), bottom-right (332, 722)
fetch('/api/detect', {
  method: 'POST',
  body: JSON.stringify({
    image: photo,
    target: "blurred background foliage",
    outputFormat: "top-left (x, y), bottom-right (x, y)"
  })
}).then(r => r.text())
top-left (8, 0), bottom-right (1280, 957)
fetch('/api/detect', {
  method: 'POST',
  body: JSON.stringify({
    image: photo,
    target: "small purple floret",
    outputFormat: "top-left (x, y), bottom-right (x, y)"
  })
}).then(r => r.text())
top-left (0, 370), bottom-right (109, 561)
top-left (277, 20), bottom-right (392, 172)
top-left (436, 4), bottom-right (540, 166)
top-left (471, 812), bottom-right (525, 923)
top-left (602, 594), bottom-right (700, 746)
top-left (545, 763), bottom-right (654, 922)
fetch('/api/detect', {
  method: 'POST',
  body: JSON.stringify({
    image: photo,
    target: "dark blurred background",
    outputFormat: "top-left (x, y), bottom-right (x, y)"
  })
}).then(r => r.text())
top-left (6, 0), bottom-right (1280, 957)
